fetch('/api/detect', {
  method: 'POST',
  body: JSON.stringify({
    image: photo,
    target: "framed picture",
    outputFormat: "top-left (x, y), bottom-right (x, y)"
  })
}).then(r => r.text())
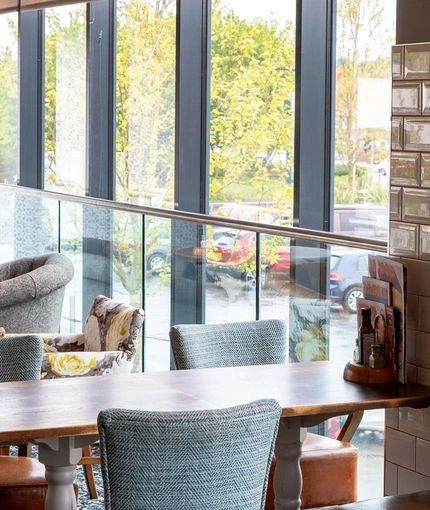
top-left (404, 43), bottom-right (430, 79)
top-left (391, 117), bottom-right (403, 150)
top-left (392, 82), bottom-right (421, 115)
top-left (422, 154), bottom-right (430, 187)
top-left (403, 188), bottom-right (430, 224)
top-left (390, 152), bottom-right (420, 186)
top-left (420, 226), bottom-right (430, 260)
top-left (404, 117), bottom-right (430, 151)
top-left (422, 81), bottom-right (430, 115)
top-left (390, 187), bottom-right (402, 220)
top-left (389, 221), bottom-right (418, 258)
top-left (392, 46), bottom-right (404, 80)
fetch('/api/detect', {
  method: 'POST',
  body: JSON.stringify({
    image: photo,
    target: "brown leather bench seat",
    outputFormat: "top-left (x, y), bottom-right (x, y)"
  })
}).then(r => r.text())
top-left (314, 490), bottom-right (430, 510)
top-left (0, 456), bottom-right (78, 510)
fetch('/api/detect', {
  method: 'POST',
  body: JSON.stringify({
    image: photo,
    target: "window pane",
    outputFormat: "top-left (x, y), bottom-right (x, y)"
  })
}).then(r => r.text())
top-left (116, 0), bottom-right (176, 208)
top-left (0, 12), bottom-right (18, 185)
top-left (334, 0), bottom-right (395, 239)
top-left (210, 0), bottom-right (295, 225)
top-left (44, 4), bottom-right (87, 195)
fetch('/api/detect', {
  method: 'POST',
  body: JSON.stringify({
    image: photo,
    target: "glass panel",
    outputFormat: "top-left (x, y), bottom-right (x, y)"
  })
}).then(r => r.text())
top-left (210, 0), bottom-right (295, 225)
top-left (44, 4), bottom-right (86, 194)
top-left (0, 12), bottom-right (18, 185)
top-left (116, 0), bottom-right (176, 208)
top-left (144, 216), bottom-right (171, 371)
top-left (335, 0), bottom-right (395, 236)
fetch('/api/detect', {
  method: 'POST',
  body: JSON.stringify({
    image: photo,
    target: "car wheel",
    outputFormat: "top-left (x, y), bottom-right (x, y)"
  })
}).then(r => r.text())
top-left (343, 286), bottom-right (363, 314)
top-left (243, 269), bottom-right (266, 291)
top-left (147, 253), bottom-right (166, 274)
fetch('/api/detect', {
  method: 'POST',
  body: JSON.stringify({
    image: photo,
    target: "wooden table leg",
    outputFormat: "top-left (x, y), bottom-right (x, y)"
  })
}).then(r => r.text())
top-left (35, 435), bottom-right (99, 510)
top-left (273, 417), bottom-right (307, 510)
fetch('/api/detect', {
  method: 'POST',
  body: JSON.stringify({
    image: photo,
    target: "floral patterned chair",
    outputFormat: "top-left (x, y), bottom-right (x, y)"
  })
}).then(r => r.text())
top-left (40, 294), bottom-right (144, 379)
top-left (40, 294), bottom-right (145, 499)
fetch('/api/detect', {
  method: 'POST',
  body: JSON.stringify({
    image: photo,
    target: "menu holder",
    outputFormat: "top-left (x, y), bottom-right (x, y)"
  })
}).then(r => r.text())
top-left (343, 362), bottom-right (396, 384)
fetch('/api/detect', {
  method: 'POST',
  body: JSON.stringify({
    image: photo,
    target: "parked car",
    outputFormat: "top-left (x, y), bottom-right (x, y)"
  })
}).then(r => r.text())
top-left (330, 249), bottom-right (377, 313)
top-left (206, 229), bottom-right (290, 290)
top-left (145, 220), bottom-right (171, 274)
top-left (333, 204), bottom-right (388, 240)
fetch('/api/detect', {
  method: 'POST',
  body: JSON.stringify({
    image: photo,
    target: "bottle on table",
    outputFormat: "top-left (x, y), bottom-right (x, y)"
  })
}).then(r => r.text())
top-left (359, 307), bottom-right (374, 366)
top-left (369, 343), bottom-right (385, 369)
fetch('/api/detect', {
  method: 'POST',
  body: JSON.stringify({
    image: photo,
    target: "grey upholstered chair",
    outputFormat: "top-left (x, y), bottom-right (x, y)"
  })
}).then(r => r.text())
top-left (0, 334), bottom-right (44, 381)
top-left (0, 253), bottom-right (74, 333)
top-left (170, 319), bottom-right (287, 369)
top-left (169, 320), bottom-right (361, 509)
top-left (0, 334), bottom-right (79, 510)
top-left (98, 399), bottom-right (281, 510)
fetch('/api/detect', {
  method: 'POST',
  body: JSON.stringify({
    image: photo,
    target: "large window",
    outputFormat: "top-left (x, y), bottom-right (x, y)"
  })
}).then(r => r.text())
top-left (334, 0), bottom-right (395, 235)
top-left (44, 4), bottom-right (86, 195)
top-left (0, 12), bottom-right (18, 185)
top-left (116, 0), bottom-right (176, 207)
top-left (209, 0), bottom-right (295, 224)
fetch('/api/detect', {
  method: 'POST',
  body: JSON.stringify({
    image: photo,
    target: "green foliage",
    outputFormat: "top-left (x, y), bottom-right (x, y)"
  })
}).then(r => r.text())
top-left (0, 18), bottom-right (18, 184)
top-left (335, 0), bottom-right (394, 187)
top-left (210, 1), bottom-right (295, 205)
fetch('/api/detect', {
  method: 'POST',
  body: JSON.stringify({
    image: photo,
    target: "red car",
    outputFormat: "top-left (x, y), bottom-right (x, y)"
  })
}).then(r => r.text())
top-left (207, 229), bottom-right (290, 289)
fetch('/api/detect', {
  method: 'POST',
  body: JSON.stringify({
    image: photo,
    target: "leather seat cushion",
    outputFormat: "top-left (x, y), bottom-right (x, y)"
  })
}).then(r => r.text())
top-left (265, 432), bottom-right (358, 510)
top-left (0, 456), bottom-right (78, 510)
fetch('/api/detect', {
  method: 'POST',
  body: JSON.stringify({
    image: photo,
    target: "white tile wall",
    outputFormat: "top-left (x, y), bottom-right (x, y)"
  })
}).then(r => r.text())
top-left (386, 44), bottom-right (430, 496)
top-left (385, 428), bottom-right (415, 469)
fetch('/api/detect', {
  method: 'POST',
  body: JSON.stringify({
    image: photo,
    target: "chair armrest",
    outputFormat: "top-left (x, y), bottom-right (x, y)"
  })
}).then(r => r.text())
top-left (41, 351), bottom-right (132, 379)
top-left (40, 333), bottom-right (85, 353)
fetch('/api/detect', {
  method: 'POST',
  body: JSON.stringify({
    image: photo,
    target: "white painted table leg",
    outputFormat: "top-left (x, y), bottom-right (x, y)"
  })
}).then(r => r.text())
top-left (35, 434), bottom-right (99, 510)
top-left (273, 417), bottom-right (307, 510)
top-left (44, 465), bottom-right (77, 510)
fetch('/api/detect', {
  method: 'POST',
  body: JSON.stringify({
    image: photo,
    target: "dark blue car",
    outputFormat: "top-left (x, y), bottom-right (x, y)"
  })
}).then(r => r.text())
top-left (330, 249), bottom-right (376, 313)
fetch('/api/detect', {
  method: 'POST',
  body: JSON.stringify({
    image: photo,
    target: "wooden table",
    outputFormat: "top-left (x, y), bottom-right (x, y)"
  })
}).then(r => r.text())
top-left (2, 361), bottom-right (430, 510)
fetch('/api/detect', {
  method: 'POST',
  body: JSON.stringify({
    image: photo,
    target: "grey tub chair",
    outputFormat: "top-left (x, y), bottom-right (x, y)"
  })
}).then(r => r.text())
top-left (98, 399), bottom-right (281, 510)
top-left (0, 253), bottom-right (74, 333)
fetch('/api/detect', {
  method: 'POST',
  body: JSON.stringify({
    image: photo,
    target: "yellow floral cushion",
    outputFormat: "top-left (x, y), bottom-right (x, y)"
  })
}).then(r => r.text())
top-left (41, 351), bottom-right (130, 379)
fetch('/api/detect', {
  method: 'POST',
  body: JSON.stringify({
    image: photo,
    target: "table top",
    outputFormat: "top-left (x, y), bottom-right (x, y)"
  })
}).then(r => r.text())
top-left (2, 361), bottom-right (430, 442)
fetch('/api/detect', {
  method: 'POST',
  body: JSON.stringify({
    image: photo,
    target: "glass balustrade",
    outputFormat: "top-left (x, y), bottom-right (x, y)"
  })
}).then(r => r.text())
top-left (0, 184), bottom-right (387, 499)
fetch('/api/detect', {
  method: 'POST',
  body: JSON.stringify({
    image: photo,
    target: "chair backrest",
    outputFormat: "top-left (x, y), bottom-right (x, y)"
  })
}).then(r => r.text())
top-left (0, 334), bottom-right (44, 382)
top-left (98, 399), bottom-right (281, 510)
top-left (169, 319), bottom-right (287, 370)
top-left (84, 295), bottom-right (144, 359)
top-left (0, 253), bottom-right (74, 333)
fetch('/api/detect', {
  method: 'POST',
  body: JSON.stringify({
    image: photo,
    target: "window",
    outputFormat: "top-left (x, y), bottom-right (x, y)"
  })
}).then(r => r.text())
top-left (334, 0), bottom-right (395, 236)
top-left (209, 0), bottom-right (295, 224)
top-left (0, 11), bottom-right (18, 185)
top-left (115, 0), bottom-right (176, 208)
top-left (44, 4), bottom-right (86, 195)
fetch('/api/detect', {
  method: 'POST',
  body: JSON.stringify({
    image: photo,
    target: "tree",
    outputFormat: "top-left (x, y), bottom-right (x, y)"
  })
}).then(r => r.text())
top-left (0, 17), bottom-right (18, 184)
top-left (210, 1), bottom-right (295, 213)
top-left (335, 0), bottom-right (394, 192)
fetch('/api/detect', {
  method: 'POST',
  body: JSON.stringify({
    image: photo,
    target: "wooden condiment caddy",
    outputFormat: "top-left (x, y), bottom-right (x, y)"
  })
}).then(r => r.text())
top-left (343, 361), bottom-right (395, 384)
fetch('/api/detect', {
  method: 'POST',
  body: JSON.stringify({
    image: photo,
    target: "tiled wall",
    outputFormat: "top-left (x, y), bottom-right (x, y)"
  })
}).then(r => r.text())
top-left (385, 42), bottom-right (430, 496)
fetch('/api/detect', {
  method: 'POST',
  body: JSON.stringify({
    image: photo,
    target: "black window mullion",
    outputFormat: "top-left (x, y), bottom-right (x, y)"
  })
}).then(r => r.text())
top-left (19, 9), bottom-right (44, 189)
top-left (170, 0), bottom-right (211, 365)
top-left (86, 0), bottom-right (116, 201)
top-left (82, 0), bottom-right (116, 316)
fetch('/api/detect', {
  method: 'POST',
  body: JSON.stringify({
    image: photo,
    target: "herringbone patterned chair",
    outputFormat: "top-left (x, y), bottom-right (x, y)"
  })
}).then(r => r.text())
top-left (98, 399), bottom-right (281, 510)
